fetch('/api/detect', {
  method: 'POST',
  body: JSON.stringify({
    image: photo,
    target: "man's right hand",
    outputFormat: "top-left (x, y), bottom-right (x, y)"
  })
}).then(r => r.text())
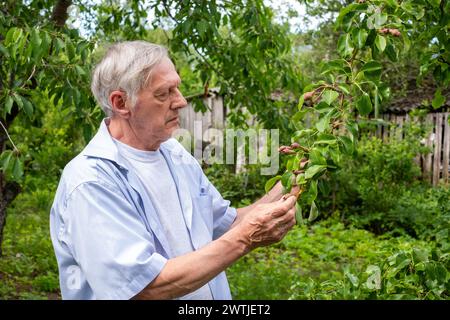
top-left (234, 195), bottom-right (297, 251)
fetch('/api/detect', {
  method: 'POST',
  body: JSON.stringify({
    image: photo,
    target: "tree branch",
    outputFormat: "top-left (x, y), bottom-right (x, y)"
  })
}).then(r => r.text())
top-left (51, 0), bottom-right (72, 27)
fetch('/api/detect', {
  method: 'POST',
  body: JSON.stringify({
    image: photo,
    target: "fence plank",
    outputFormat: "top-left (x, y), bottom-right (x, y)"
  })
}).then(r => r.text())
top-left (423, 113), bottom-right (434, 183)
top-left (442, 113), bottom-right (449, 184)
top-left (396, 115), bottom-right (404, 140)
top-left (433, 113), bottom-right (443, 185)
top-left (383, 114), bottom-right (390, 141)
top-left (212, 96), bottom-right (224, 129)
top-left (202, 96), bottom-right (212, 133)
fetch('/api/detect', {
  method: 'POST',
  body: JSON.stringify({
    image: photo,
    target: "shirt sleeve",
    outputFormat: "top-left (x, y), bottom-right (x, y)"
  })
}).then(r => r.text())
top-left (63, 181), bottom-right (167, 300)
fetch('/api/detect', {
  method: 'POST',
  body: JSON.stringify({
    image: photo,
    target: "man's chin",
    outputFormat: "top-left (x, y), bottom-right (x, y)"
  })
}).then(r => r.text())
top-left (165, 123), bottom-right (181, 139)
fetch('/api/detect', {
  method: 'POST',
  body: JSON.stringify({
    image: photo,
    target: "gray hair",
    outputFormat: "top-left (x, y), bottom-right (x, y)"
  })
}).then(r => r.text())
top-left (91, 41), bottom-right (169, 116)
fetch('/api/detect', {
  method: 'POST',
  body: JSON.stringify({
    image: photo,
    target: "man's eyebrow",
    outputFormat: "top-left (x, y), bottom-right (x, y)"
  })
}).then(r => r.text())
top-left (153, 80), bottom-right (181, 92)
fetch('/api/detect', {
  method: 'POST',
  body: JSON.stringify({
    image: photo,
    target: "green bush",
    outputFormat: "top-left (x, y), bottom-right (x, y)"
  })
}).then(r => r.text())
top-left (323, 126), bottom-right (450, 238)
top-left (0, 188), bottom-right (59, 299)
top-left (203, 163), bottom-right (266, 207)
top-left (228, 218), bottom-right (449, 300)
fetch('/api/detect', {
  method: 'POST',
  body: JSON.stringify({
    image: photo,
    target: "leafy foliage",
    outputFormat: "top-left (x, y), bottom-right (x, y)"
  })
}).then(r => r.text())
top-left (228, 219), bottom-right (449, 300)
top-left (268, 0), bottom-right (450, 223)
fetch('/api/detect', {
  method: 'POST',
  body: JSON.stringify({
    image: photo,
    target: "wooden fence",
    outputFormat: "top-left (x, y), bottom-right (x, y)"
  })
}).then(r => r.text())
top-left (180, 92), bottom-right (449, 185)
top-left (180, 92), bottom-right (225, 133)
top-left (372, 112), bottom-right (450, 186)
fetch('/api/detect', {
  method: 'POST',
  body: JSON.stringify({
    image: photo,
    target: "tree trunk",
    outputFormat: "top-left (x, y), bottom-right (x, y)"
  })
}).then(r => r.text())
top-left (0, 173), bottom-right (21, 257)
top-left (51, 0), bottom-right (73, 28)
top-left (0, 0), bottom-right (72, 257)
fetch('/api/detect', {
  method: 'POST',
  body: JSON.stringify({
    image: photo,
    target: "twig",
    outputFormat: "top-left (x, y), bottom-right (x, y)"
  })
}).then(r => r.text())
top-left (20, 65), bottom-right (36, 89)
top-left (0, 120), bottom-right (19, 154)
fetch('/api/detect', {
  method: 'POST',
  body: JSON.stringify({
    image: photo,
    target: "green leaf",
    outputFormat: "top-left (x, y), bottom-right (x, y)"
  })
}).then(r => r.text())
top-left (286, 158), bottom-right (295, 171)
top-left (0, 44), bottom-right (9, 58)
top-left (337, 33), bottom-right (354, 57)
top-left (30, 29), bottom-right (42, 60)
top-left (309, 149), bottom-right (327, 166)
top-left (4, 28), bottom-right (17, 46)
top-left (293, 109), bottom-right (309, 122)
top-left (315, 114), bottom-right (330, 133)
top-left (361, 60), bottom-right (382, 73)
top-left (0, 150), bottom-right (14, 170)
top-left (296, 173), bottom-right (306, 185)
top-left (314, 138), bottom-right (337, 146)
top-left (66, 40), bottom-right (76, 61)
top-left (315, 101), bottom-right (332, 113)
top-left (308, 179), bottom-right (318, 203)
top-left (356, 29), bottom-right (368, 48)
top-left (305, 165), bottom-right (326, 180)
top-left (345, 121), bottom-right (359, 141)
top-left (5, 96), bottom-right (14, 115)
top-left (356, 93), bottom-right (373, 116)
top-left (318, 179), bottom-right (331, 196)
top-left (75, 65), bottom-right (86, 76)
top-left (13, 93), bottom-right (24, 109)
top-left (308, 201), bottom-right (319, 222)
top-left (297, 94), bottom-right (305, 111)
top-left (375, 35), bottom-right (386, 52)
top-left (361, 60), bottom-right (382, 81)
top-left (294, 129), bottom-right (314, 140)
top-left (385, 44), bottom-right (398, 62)
top-left (281, 171), bottom-right (293, 189)
top-left (11, 157), bottom-right (24, 180)
top-left (373, 13), bottom-right (387, 28)
top-left (265, 175), bottom-right (282, 193)
top-left (295, 202), bottom-right (303, 226)
top-left (321, 59), bottom-right (350, 76)
top-left (322, 90), bottom-right (339, 105)
top-left (338, 84), bottom-right (350, 95)
top-left (339, 136), bottom-right (354, 154)
top-left (55, 38), bottom-right (65, 54)
top-left (336, 3), bottom-right (367, 29)
top-left (345, 271), bottom-right (359, 287)
top-left (432, 88), bottom-right (445, 109)
top-left (21, 96), bottom-right (33, 117)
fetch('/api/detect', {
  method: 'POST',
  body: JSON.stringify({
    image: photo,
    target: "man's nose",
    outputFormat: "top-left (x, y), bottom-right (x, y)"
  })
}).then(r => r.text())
top-left (172, 89), bottom-right (187, 110)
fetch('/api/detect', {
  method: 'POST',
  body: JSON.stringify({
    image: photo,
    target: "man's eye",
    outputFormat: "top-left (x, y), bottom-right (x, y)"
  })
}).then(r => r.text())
top-left (156, 92), bottom-right (169, 99)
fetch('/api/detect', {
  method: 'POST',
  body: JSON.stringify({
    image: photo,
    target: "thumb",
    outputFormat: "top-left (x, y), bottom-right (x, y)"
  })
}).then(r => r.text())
top-left (280, 194), bottom-right (297, 208)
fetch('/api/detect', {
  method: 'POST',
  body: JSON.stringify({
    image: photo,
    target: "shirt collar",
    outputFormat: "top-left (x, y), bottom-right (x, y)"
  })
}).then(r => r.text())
top-left (82, 118), bottom-right (173, 171)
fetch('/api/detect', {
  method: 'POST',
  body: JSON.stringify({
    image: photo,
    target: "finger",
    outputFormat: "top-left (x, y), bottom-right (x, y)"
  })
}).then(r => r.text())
top-left (271, 196), bottom-right (297, 217)
top-left (290, 185), bottom-right (300, 197)
top-left (277, 206), bottom-right (296, 224)
top-left (282, 195), bottom-right (297, 209)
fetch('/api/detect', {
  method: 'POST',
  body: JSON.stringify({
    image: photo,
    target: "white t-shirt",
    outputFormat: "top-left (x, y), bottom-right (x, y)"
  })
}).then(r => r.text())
top-left (113, 138), bottom-right (213, 300)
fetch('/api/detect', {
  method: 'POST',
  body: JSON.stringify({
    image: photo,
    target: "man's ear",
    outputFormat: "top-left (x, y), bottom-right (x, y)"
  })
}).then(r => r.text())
top-left (109, 90), bottom-right (131, 118)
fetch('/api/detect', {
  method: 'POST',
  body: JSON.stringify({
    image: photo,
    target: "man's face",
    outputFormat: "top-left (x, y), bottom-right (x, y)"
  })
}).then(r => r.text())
top-left (127, 57), bottom-right (187, 147)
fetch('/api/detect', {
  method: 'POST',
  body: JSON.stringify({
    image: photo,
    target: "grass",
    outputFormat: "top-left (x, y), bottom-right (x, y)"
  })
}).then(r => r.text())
top-left (0, 188), bottom-right (445, 300)
top-left (227, 217), bottom-right (435, 300)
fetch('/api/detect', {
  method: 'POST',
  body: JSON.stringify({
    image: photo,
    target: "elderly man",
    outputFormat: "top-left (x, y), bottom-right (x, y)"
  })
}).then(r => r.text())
top-left (50, 40), bottom-right (297, 300)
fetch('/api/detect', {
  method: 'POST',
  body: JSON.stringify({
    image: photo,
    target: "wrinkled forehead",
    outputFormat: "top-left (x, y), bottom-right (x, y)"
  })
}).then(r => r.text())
top-left (150, 58), bottom-right (181, 89)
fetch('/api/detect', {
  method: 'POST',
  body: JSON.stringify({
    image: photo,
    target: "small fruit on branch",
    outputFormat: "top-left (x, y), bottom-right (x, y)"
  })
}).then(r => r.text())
top-left (378, 28), bottom-right (401, 37)
top-left (389, 28), bottom-right (401, 37)
top-left (278, 146), bottom-right (296, 154)
top-left (289, 142), bottom-right (310, 153)
top-left (299, 158), bottom-right (309, 169)
top-left (303, 91), bottom-right (315, 101)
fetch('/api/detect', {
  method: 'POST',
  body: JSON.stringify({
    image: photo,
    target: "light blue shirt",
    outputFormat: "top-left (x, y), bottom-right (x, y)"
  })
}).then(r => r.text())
top-left (112, 137), bottom-right (213, 299)
top-left (50, 119), bottom-right (237, 300)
